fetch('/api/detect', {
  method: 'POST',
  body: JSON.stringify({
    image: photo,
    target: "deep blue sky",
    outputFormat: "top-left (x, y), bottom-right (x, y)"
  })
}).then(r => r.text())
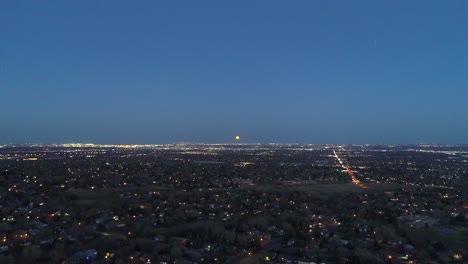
top-left (1, 1), bottom-right (467, 144)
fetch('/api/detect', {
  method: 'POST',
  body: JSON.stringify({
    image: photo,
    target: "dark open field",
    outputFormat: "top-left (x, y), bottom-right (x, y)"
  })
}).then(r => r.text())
top-left (247, 182), bottom-right (400, 195)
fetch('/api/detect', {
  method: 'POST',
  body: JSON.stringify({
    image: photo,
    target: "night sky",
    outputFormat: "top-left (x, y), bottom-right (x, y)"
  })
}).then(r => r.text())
top-left (1, 1), bottom-right (467, 144)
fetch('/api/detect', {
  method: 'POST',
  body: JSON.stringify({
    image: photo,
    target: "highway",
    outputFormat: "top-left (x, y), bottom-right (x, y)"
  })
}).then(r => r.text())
top-left (333, 148), bottom-right (368, 189)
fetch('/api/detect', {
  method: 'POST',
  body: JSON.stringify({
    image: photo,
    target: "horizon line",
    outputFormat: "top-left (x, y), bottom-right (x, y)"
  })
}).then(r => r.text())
top-left (1, 142), bottom-right (467, 146)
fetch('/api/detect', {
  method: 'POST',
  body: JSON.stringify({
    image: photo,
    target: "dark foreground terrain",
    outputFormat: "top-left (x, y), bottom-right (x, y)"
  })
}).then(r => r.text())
top-left (0, 144), bottom-right (467, 263)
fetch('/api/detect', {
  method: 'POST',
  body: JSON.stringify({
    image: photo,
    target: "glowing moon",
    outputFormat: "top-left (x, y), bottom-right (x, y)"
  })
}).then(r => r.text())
top-left (235, 136), bottom-right (240, 140)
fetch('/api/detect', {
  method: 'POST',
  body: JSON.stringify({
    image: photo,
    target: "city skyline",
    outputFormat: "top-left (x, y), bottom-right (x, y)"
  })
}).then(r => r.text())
top-left (2, 1), bottom-right (467, 144)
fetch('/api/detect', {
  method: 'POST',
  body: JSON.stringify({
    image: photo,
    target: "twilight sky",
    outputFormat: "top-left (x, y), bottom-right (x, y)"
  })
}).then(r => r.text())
top-left (1, 1), bottom-right (467, 144)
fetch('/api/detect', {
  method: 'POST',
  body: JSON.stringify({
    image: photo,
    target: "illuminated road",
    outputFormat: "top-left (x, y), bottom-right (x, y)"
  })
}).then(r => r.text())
top-left (333, 148), bottom-right (368, 189)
